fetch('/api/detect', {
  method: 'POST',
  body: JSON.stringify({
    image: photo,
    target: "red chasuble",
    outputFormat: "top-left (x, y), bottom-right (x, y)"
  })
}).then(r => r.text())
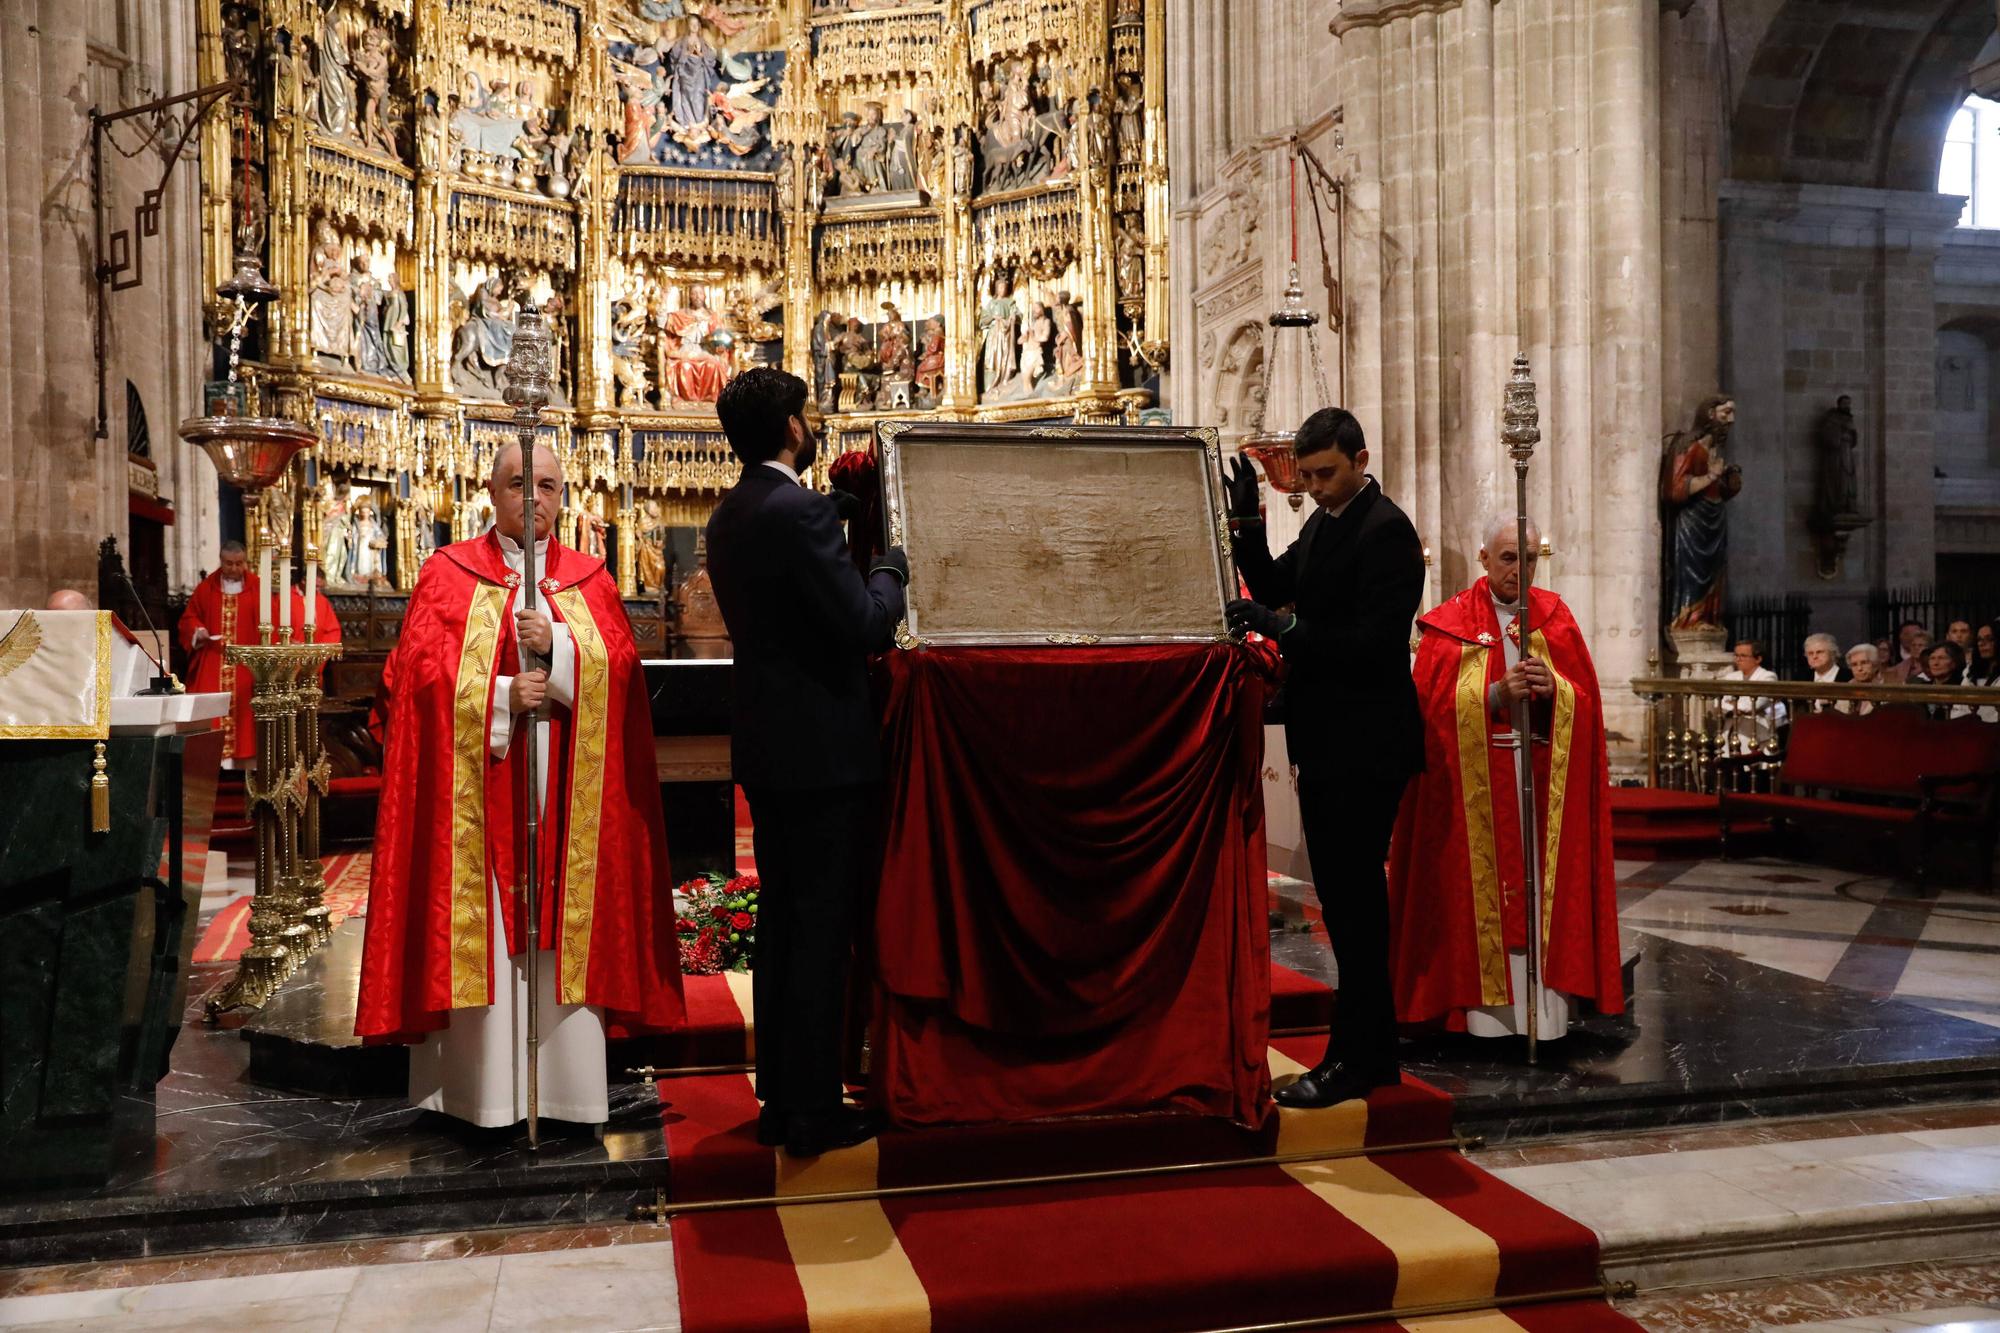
top-left (1387, 578), bottom-right (1624, 1029)
top-left (356, 533), bottom-right (684, 1043)
top-left (177, 570), bottom-right (262, 761)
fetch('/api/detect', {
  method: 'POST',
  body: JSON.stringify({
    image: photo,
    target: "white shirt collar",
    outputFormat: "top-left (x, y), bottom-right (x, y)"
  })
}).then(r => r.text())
top-left (1324, 476), bottom-right (1375, 520)
top-left (763, 458), bottom-right (801, 485)
top-left (221, 577), bottom-right (245, 594)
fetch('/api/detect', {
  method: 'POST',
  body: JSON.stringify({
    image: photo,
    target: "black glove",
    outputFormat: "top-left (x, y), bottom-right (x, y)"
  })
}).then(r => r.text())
top-left (1225, 598), bottom-right (1293, 640)
top-left (870, 546), bottom-right (910, 586)
top-left (831, 490), bottom-right (866, 523)
top-left (1224, 455), bottom-right (1264, 524)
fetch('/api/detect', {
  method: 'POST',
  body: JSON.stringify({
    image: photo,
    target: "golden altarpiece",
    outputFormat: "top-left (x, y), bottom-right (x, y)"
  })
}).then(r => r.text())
top-left (196, 0), bottom-right (1170, 641)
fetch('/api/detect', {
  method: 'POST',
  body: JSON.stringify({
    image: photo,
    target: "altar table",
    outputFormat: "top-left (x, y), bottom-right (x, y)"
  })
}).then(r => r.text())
top-left (870, 643), bottom-right (1273, 1127)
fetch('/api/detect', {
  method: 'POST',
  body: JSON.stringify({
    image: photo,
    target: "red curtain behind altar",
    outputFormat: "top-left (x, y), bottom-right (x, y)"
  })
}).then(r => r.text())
top-left (869, 643), bottom-right (1273, 1127)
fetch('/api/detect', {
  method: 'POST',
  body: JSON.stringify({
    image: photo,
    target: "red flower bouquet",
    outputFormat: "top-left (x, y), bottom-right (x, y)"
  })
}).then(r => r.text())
top-left (674, 870), bottom-right (760, 974)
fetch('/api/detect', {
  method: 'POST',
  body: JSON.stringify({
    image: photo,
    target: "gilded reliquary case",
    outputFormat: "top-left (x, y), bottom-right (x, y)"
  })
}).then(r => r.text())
top-left (877, 421), bottom-right (1230, 647)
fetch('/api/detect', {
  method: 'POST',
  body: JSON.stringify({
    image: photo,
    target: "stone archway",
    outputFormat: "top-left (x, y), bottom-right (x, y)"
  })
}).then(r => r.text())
top-left (1207, 321), bottom-right (1266, 442)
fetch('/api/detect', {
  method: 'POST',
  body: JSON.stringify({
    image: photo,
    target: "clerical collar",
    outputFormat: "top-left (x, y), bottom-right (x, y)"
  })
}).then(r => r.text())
top-left (222, 577), bottom-right (245, 594)
top-left (493, 530), bottom-right (551, 569)
top-left (763, 459), bottom-right (801, 485)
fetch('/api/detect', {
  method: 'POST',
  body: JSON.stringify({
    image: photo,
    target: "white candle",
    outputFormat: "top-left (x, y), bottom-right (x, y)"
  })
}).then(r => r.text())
top-left (279, 557), bottom-right (293, 637)
top-left (259, 546), bottom-right (273, 628)
top-left (305, 558), bottom-right (318, 633)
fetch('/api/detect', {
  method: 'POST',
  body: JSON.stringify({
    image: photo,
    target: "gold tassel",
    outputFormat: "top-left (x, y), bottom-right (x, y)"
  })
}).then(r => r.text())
top-left (91, 741), bottom-right (110, 833)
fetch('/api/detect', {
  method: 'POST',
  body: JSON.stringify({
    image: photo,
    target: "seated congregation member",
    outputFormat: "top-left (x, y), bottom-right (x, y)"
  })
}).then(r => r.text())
top-left (1839, 643), bottom-right (1881, 716)
top-left (1947, 619), bottom-right (1976, 658)
top-left (1917, 642), bottom-right (1971, 720)
top-left (1966, 621), bottom-right (2000, 722)
top-left (358, 440), bottom-right (683, 1132)
top-left (1386, 518), bottom-right (1622, 1042)
top-left (1716, 639), bottom-right (1785, 752)
top-left (1223, 408), bottom-right (1426, 1107)
top-left (704, 368), bottom-right (909, 1157)
top-left (1802, 632), bottom-right (1849, 712)
top-left (1884, 620), bottom-right (1931, 684)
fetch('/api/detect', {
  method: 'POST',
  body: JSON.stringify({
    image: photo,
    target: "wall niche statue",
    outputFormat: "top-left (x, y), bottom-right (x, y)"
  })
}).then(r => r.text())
top-left (1807, 393), bottom-right (1869, 579)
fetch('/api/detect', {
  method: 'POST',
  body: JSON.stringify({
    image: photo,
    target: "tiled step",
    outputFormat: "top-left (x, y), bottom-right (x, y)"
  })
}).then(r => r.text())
top-left (1486, 1110), bottom-right (2000, 1295)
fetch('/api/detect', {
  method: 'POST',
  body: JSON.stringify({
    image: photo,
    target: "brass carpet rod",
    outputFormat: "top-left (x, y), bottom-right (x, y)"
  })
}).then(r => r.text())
top-left (634, 1133), bottom-right (1484, 1221)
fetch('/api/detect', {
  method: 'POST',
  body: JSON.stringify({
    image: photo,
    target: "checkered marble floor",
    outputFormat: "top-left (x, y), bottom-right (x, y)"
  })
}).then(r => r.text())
top-left (1616, 858), bottom-right (2000, 1030)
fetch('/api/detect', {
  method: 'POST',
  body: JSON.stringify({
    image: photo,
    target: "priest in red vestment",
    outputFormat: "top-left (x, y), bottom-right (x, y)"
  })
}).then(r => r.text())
top-left (357, 440), bottom-right (682, 1130)
top-left (1387, 517), bottom-right (1623, 1041)
top-left (177, 541), bottom-right (260, 766)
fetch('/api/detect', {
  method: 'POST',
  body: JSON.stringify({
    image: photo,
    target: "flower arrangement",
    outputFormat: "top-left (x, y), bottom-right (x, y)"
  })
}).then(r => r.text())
top-left (675, 870), bottom-right (759, 974)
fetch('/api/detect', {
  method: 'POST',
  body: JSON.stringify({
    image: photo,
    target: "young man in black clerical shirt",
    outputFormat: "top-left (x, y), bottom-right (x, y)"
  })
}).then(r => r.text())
top-left (705, 367), bottom-right (910, 1157)
top-left (1224, 408), bottom-right (1426, 1108)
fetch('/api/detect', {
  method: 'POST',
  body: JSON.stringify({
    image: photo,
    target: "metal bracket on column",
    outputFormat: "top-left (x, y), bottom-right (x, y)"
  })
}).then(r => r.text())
top-left (89, 79), bottom-right (240, 439)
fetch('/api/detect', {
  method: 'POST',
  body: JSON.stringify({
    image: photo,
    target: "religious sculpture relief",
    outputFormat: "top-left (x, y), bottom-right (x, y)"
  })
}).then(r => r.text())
top-left (1200, 188), bottom-right (1262, 280)
top-left (318, 479), bottom-right (392, 592)
top-left (608, 8), bottom-right (780, 168)
top-left (976, 57), bottom-right (1070, 195)
top-left (203, 0), bottom-right (1166, 596)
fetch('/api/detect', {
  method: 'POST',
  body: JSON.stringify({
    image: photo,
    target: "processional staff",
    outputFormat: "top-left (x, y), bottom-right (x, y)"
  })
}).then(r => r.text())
top-left (1500, 356), bottom-right (1548, 1064)
top-left (502, 298), bottom-right (553, 1150)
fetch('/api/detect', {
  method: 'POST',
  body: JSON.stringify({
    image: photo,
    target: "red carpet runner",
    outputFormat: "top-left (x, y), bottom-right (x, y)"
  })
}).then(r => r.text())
top-left (193, 851), bottom-right (374, 963)
top-left (656, 972), bottom-right (1639, 1333)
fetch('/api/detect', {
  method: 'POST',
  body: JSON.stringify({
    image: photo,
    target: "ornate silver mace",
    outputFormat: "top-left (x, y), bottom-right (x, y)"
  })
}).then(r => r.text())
top-left (502, 297), bottom-right (553, 1150)
top-left (1501, 355), bottom-right (1549, 1064)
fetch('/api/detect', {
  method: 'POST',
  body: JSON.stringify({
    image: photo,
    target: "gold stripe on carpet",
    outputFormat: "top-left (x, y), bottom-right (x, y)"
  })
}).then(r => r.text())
top-left (776, 1200), bottom-right (931, 1332)
top-left (724, 970), bottom-right (756, 1057)
top-left (1268, 1046), bottom-right (1369, 1155)
top-left (1283, 1156), bottom-right (1502, 1309)
top-left (1397, 1311), bottom-right (1529, 1332)
top-left (776, 1133), bottom-right (881, 1198)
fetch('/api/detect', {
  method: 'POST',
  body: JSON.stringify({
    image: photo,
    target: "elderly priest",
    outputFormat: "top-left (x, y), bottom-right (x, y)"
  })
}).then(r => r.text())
top-left (177, 540), bottom-right (260, 766)
top-left (1387, 518), bottom-right (1623, 1042)
top-left (357, 440), bottom-right (683, 1131)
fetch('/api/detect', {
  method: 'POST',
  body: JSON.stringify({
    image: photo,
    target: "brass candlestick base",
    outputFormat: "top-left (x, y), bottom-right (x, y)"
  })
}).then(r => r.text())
top-left (206, 636), bottom-right (344, 1018)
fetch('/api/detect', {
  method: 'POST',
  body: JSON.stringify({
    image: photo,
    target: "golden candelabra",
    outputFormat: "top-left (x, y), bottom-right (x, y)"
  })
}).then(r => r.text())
top-left (206, 633), bottom-right (345, 1017)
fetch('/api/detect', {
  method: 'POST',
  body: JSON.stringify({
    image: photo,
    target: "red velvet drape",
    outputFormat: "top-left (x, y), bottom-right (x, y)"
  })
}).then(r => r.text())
top-left (870, 644), bottom-right (1273, 1127)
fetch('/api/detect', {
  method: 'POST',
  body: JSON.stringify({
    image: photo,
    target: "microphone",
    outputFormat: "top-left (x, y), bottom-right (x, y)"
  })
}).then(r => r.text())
top-left (116, 568), bottom-right (179, 697)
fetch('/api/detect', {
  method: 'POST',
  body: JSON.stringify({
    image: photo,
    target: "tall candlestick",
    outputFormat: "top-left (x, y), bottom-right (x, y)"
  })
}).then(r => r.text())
top-left (259, 545), bottom-right (273, 628)
top-left (305, 557), bottom-right (318, 633)
top-left (279, 557), bottom-right (293, 638)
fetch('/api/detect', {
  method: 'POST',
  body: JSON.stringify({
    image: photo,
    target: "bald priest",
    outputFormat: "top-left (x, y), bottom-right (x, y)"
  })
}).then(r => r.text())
top-left (1386, 518), bottom-right (1623, 1042)
top-left (357, 440), bottom-right (683, 1130)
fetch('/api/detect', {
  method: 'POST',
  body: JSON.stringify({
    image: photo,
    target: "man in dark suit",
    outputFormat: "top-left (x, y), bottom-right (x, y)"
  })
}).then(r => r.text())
top-left (706, 367), bottom-right (909, 1156)
top-left (1225, 407), bottom-right (1426, 1108)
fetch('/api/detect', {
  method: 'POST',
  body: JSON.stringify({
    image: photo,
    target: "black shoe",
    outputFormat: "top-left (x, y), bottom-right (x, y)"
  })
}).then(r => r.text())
top-left (785, 1106), bottom-right (884, 1158)
top-left (754, 1107), bottom-right (786, 1147)
top-left (1273, 1061), bottom-right (1399, 1109)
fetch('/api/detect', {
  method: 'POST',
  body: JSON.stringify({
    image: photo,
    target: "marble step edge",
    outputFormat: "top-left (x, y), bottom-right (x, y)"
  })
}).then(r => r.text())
top-left (1600, 1188), bottom-right (2000, 1294)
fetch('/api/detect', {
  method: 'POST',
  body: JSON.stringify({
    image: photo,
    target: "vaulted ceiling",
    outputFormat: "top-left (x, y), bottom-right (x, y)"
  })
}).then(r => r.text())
top-left (1729, 0), bottom-right (1996, 190)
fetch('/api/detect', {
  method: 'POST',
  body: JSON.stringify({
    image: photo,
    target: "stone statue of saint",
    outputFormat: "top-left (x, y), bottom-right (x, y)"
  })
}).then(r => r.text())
top-left (319, 480), bottom-right (353, 590)
top-left (353, 23), bottom-right (394, 153)
top-left (1814, 395), bottom-right (1860, 520)
top-left (309, 224), bottom-right (353, 366)
top-left (313, 8), bottom-right (356, 140)
top-left (978, 273), bottom-right (1020, 398)
top-left (1661, 395), bottom-right (1741, 632)
top-left (351, 258), bottom-right (391, 377)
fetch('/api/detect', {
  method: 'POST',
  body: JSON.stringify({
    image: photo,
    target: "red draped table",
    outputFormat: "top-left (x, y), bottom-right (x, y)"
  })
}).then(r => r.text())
top-left (869, 643), bottom-right (1273, 1127)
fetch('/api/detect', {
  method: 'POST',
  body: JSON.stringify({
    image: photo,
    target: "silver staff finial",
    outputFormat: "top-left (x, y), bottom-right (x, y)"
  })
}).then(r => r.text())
top-left (503, 297), bottom-right (552, 415)
top-left (1502, 354), bottom-right (1541, 462)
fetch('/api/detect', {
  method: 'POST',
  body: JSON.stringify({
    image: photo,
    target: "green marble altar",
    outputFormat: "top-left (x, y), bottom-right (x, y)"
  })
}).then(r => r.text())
top-left (0, 729), bottom-right (222, 1189)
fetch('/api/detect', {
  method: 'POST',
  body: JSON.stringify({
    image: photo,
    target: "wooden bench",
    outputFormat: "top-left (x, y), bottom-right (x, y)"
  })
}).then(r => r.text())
top-left (1718, 709), bottom-right (2000, 889)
